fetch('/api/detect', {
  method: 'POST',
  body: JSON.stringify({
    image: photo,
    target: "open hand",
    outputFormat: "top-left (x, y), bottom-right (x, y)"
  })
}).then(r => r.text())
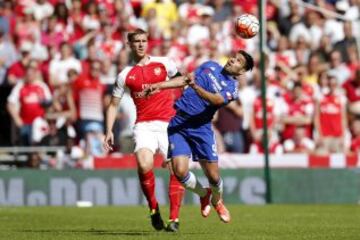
top-left (103, 132), bottom-right (114, 152)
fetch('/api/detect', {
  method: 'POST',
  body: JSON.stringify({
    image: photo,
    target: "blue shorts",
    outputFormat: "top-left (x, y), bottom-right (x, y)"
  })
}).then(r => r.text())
top-left (168, 113), bottom-right (218, 162)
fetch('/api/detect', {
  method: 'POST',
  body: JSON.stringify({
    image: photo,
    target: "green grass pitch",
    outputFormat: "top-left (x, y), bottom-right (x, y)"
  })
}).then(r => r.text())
top-left (0, 205), bottom-right (359, 240)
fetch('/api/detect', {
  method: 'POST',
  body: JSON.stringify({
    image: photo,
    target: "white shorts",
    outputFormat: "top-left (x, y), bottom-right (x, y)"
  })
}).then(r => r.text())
top-left (133, 121), bottom-right (169, 159)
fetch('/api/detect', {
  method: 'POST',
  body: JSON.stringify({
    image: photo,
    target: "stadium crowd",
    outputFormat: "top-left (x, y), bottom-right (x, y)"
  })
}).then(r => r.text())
top-left (0, 0), bottom-right (359, 169)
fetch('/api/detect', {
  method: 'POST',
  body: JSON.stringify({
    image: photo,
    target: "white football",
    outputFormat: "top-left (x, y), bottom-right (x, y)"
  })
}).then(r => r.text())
top-left (235, 14), bottom-right (259, 39)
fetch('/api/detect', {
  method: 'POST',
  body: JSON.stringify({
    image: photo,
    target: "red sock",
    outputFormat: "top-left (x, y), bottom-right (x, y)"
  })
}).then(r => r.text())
top-left (168, 174), bottom-right (185, 221)
top-left (138, 170), bottom-right (158, 210)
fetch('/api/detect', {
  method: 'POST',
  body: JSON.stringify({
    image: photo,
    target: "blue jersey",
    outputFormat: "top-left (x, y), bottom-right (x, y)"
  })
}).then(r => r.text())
top-left (174, 61), bottom-right (238, 123)
top-left (168, 61), bottom-right (239, 161)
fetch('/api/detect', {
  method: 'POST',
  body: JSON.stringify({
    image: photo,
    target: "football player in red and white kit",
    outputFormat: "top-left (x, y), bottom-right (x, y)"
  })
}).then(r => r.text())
top-left (104, 29), bottom-right (188, 232)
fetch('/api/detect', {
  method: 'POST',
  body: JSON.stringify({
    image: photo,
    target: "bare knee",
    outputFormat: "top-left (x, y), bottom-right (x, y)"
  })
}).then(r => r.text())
top-left (174, 167), bottom-right (187, 180)
top-left (136, 149), bottom-right (154, 173)
top-left (172, 156), bottom-right (189, 180)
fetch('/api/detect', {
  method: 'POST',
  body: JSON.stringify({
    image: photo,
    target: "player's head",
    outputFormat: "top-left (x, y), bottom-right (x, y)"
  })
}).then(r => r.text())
top-left (224, 50), bottom-right (254, 76)
top-left (127, 28), bottom-right (148, 58)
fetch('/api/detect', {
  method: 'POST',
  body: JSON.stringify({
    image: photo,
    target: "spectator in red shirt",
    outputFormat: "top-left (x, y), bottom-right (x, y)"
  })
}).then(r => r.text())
top-left (250, 96), bottom-right (276, 139)
top-left (97, 22), bottom-right (123, 61)
top-left (281, 82), bottom-right (314, 140)
top-left (315, 74), bottom-right (347, 154)
top-left (7, 60), bottom-right (52, 145)
top-left (343, 69), bottom-right (360, 116)
top-left (6, 42), bottom-right (33, 86)
top-left (249, 95), bottom-right (283, 154)
top-left (72, 60), bottom-right (105, 139)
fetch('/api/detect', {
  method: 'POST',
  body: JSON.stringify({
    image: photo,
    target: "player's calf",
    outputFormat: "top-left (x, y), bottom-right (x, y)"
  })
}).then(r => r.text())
top-left (177, 171), bottom-right (208, 197)
top-left (168, 174), bottom-right (184, 221)
top-left (210, 178), bottom-right (223, 206)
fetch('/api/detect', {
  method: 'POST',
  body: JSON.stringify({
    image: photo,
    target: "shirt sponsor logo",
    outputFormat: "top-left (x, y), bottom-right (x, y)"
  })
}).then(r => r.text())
top-left (133, 91), bottom-right (146, 98)
top-left (154, 67), bottom-right (162, 76)
top-left (208, 72), bottom-right (222, 91)
top-left (320, 104), bottom-right (340, 114)
top-left (128, 75), bottom-right (135, 80)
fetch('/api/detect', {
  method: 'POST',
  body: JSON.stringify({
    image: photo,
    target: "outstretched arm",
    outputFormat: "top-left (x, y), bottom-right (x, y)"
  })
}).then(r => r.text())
top-left (145, 72), bottom-right (225, 106)
top-left (146, 73), bottom-right (193, 95)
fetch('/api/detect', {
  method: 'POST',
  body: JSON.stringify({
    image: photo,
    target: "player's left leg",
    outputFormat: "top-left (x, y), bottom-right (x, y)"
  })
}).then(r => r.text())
top-left (134, 122), bottom-right (164, 230)
top-left (135, 148), bottom-right (164, 230)
top-left (158, 125), bottom-right (185, 232)
top-left (168, 129), bottom-right (208, 199)
top-left (165, 162), bottom-right (184, 232)
top-left (199, 161), bottom-right (231, 223)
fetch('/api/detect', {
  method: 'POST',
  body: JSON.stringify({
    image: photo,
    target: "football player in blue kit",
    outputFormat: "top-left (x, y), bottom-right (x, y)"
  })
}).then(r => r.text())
top-left (145, 50), bottom-right (254, 223)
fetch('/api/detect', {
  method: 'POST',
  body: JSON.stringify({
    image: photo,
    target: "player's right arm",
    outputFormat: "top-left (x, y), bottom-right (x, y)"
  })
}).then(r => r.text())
top-left (104, 71), bottom-right (127, 151)
top-left (104, 96), bottom-right (121, 151)
top-left (190, 82), bottom-right (225, 106)
top-left (189, 63), bottom-right (239, 106)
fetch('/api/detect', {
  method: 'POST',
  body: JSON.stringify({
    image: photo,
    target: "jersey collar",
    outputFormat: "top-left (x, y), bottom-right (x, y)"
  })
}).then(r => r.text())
top-left (133, 55), bottom-right (151, 66)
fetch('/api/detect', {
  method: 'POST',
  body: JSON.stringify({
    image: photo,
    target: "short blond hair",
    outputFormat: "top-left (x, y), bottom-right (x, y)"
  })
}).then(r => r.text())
top-left (127, 28), bottom-right (148, 42)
